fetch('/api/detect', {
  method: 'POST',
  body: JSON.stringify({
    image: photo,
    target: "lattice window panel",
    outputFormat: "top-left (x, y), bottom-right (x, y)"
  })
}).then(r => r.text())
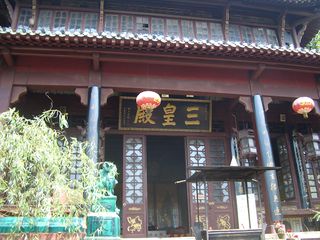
top-left (105, 14), bottom-right (119, 33)
top-left (38, 10), bottom-right (52, 31)
top-left (166, 19), bottom-right (179, 38)
top-left (253, 27), bottom-right (268, 45)
top-left (229, 24), bottom-right (241, 42)
top-left (17, 8), bottom-right (32, 30)
top-left (209, 23), bottom-right (223, 41)
top-left (277, 137), bottom-right (295, 200)
top-left (124, 137), bottom-right (144, 204)
top-left (208, 139), bottom-right (225, 166)
top-left (305, 162), bottom-right (318, 199)
top-left (136, 16), bottom-right (149, 34)
top-left (53, 11), bottom-right (67, 31)
top-left (151, 18), bottom-right (165, 36)
top-left (69, 12), bottom-right (83, 33)
top-left (181, 20), bottom-right (195, 40)
top-left (196, 21), bottom-right (209, 40)
top-left (212, 181), bottom-right (229, 203)
top-left (188, 139), bottom-right (207, 203)
top-left (121, 15), bottom-right (134, 33)
top-left (84, 13), bottom-right (98, 33)
top-left (266, 29), bottom-right (279, 46)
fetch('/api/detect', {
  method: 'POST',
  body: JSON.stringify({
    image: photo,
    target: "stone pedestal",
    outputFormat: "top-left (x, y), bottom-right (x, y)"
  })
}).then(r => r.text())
top-left (86, 212), bottom-right (120, 238)
top-left (86, 196), bottom-right (120, 238)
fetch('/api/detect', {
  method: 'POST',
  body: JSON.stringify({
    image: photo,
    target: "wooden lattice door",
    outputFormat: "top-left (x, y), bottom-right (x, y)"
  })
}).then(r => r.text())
top-left (122, 136), bottom-right (147, 237)
top-left (186, 137), bottom-right (236, 230)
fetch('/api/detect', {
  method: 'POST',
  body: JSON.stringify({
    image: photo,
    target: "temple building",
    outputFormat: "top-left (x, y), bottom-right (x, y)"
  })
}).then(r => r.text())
top-left (1, 0), bottom-right (320, 238)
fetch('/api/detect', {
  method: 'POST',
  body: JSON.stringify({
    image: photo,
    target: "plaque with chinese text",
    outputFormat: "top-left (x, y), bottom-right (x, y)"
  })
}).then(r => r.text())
top-left (119, 97), bottom-right (212, 132)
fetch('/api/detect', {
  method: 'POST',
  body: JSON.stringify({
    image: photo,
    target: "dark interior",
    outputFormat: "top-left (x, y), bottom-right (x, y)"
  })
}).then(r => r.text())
top-left (147, 136), bottom-right (189, 236)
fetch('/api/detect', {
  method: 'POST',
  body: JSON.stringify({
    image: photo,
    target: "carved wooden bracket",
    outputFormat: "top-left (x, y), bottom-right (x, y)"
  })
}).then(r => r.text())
top-left (263, 97), bottom-right (272, 112)
top-left (75, 88), bottom-right (88, 106)
top-left (101, 88), bottom-right (114, 106)
top-left (239, 96), bottom-right (253, 113)
top-left (293, 14), bottom-right (320, 45)
top-left (10, 86), bottom-right (27, 104)
top-left (297, 23), bottom-right (308, 45)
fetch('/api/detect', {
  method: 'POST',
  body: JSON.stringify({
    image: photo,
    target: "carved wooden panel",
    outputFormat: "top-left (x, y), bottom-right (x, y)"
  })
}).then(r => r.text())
top-left (122, 136), bottom-right (147, 237)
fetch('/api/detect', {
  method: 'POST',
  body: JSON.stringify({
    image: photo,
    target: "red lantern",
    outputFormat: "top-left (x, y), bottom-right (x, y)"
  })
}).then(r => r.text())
top-left (136, 91), bottom-right (161, 111)
top-left (292, 97), bottom-right (315, 119)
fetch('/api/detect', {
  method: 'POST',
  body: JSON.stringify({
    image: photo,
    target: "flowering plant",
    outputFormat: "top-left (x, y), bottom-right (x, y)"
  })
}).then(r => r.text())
top-left (274, 221), bottom-right (286, 239)
top-left (286, 229), bottom-right (299, 240)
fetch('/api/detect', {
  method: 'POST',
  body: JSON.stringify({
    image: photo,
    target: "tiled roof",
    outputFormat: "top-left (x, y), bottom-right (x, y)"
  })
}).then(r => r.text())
top-left (243, 0), bottom-right (320, 7)
top-left (1, 27), bottom-right (320, 66)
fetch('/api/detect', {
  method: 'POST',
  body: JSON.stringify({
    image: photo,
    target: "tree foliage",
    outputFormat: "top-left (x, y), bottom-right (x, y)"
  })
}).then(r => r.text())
top-left (0, 109), bottom-right (101, 217)
top-left (307, 31), bottom-right (320, 50)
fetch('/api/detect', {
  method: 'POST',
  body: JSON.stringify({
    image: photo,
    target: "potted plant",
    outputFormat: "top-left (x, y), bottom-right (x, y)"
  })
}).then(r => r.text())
top-left (0, 109), bottom-right (102, 239)
top-left (274, 221), bottom-right (286, 240)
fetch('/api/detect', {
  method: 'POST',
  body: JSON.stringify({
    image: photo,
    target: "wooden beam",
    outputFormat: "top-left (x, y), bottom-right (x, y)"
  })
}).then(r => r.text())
top-left (278, 11), bottom-right (286, 47)
top-left (4, 46), bottom-right (320, 73)
top-left (98, 0), bottom-right (105, 33)
top-left (223, 4), bottom-right (230, 41)
top-left (2, 49), bottom-right (14, 67)
top-left (250, 64), bottom-right (266, 82)
top-left (92, 53), bottom-right (100, 71)
top-left (4, 0), bottom-right (14, 23)
top-left (30, 0), bottom-right (37, 29)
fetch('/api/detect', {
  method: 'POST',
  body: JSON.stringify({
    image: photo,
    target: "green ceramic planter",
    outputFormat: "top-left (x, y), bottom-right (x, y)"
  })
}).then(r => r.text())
top-left (0, 217), bottom-right (83, 234)
top-left (22, 217), bottom-right (49, 233)
top-left (0, 217), bottom-right (23, 233)
top-left (49, 217), bottom-right (83, 233)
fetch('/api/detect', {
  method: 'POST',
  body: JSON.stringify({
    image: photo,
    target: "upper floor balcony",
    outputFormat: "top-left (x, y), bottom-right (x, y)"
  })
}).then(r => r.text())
top-left (15, 7), bottom-right (296, 49)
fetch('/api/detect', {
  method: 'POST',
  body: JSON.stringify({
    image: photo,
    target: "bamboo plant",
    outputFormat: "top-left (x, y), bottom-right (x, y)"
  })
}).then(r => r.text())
top-left (0, 109), bottom-right (102, 235)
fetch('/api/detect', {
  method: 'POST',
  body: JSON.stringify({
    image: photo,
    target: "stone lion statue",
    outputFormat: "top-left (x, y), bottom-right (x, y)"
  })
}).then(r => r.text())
top-left (97, 161), bottom-right (118, 196)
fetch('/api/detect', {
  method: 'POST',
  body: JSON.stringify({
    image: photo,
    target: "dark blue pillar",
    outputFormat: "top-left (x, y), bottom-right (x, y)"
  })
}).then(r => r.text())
top-left (253, 95), bottom-right (283, 222)
top-left (87, 86), bottom-right (101, 163)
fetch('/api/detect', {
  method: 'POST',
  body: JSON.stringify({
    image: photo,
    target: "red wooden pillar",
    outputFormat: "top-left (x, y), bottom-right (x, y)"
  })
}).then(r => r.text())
top-left (0, 69), bottom-right (14, 113)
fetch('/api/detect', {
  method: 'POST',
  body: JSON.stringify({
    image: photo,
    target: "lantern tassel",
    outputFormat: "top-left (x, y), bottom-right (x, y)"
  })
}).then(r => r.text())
top-left (303, 112), bottom-right (308, 119)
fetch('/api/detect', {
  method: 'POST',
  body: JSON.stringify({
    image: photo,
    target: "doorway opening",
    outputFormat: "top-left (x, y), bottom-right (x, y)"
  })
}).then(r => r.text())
top-left (147, 136), bottom-right (189, 237)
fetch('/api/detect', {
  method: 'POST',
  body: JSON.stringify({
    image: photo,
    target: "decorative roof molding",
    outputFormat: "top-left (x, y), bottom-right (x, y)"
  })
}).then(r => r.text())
top-left (0, 27), bottom-right (319, 66)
